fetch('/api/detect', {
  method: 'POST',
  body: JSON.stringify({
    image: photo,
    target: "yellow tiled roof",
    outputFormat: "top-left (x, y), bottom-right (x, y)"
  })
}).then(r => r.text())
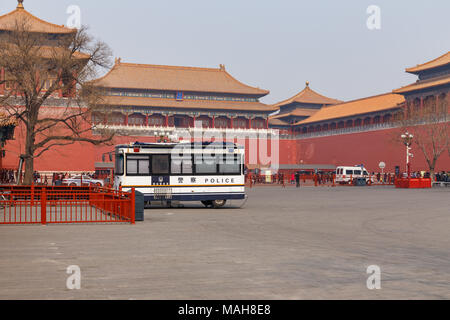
top-left (270, 108), bottom-right (318, 119)
top-left (269, 118), bottom-right (290, 126)
top-left (94, 61), bottom-right (269, 96)
top-left (393, 76), bottom-right (450, 94)
top-left (101, 95), bottom-right (277, 112)
top-left (0, 6), bottom-right (76, 34)
top-left (273, 84), bottom-right (342, 108)
top-left (294, 93), bottom-right (405, 126)
top-left (406, 51), bottom-right (450, 74)
top-left (0, 113), bottom-right (18, 127)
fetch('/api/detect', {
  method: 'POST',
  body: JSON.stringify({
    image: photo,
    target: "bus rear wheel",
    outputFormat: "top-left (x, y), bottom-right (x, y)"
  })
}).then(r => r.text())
top-left (201, 200), bottom-right (227, 208)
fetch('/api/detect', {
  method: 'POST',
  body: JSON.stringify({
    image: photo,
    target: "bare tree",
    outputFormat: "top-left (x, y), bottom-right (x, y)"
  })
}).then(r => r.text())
top-left (0, 17), bottom-right (114, 184)
top-left (395, 96), bottom-right (449, 179)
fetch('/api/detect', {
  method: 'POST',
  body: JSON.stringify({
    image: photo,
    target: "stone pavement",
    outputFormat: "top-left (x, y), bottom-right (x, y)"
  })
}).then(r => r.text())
top-left (0, 186), bottom-right (449, 299)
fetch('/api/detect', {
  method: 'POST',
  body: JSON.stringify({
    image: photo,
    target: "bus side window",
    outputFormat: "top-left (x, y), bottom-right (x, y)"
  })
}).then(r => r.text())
top-left (126, 155), bottom-right (150, 175)
top-left (115, 154), bottom-right (124, 176)
top-left (346, 170), bottom-right (354, 175)
top-left (219, 155), bottom-right (241, 175)
top-left (195, 155), bottom-right (217, 174)
top-left (171, 154), bottom-right (193, 175)
top-left (152, 155), bottom-right (170, 175)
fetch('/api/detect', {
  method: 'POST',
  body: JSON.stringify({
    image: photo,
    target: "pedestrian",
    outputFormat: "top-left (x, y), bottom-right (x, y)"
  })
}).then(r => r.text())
top-left (295, 171), bottom-right (300, 188)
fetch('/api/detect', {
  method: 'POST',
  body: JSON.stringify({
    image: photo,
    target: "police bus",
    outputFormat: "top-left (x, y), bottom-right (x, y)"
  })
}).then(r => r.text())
top-left (114, 142), bottom-right (246, 208)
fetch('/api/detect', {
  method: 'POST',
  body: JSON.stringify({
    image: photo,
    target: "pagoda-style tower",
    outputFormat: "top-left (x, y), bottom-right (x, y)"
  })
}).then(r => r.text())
top-left (269, 82), bottom-right (342, 130)
top-left (0, 0), bottom-right (88, 97)
top-left (394, 51), bottom-right (449, 115)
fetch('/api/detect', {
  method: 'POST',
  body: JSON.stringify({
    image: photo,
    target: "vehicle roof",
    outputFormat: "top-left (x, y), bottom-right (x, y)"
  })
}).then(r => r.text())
top-left (115, 141), bottom-right (243, 149)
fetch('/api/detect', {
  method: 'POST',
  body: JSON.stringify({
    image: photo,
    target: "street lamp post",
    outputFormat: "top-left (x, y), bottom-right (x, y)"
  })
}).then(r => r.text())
top-left (401, 132), bottom-right (414, 179)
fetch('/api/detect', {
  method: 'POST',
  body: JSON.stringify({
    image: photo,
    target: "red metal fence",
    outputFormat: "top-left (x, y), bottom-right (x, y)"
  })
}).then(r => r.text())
top-left (0, 186), bottom-right (135, 225)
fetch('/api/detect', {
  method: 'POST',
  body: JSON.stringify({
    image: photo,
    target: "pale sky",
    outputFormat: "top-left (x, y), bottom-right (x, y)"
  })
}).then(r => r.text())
top-left (1, 0), bottom-right (449, 104)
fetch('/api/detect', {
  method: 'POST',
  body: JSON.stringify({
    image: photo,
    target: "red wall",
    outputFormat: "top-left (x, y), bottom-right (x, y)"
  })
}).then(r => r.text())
top-left (292, 128), bottom-right (450, 173)
top-left (3, 125), bottom-right (449, 173)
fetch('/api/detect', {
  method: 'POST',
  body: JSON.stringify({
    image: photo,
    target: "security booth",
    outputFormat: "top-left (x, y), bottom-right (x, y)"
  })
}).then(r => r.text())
top-left (94, 162), bottom-right (115, 187)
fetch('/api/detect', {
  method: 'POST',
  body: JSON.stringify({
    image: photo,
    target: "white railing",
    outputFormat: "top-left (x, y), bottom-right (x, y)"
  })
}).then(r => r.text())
top-left (289, 122), bottom-right (399, 140)
top-left (93, 124), bottom-right (279, 137)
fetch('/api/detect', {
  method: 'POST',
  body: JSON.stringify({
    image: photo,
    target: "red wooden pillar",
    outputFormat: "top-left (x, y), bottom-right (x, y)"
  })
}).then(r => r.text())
top-left (0, 67), bottom-right (4, 95)
top-left (165, 115), bottom-right (169, 127)
top-left (248, 118), bottom-right (252, 129)
top-left (266, 118), bottom-right (269, 129)
top-left (229, 117), bottom-right (234, 129)
top-left (145, 114), bottom-right (149, 126)
top-left (58, 69), bottom-right (63, 98)
top-left (192, 116), bottom-right (196, 128)
top-left (212, 115), bottom-right (215, 128)
top-left (125, 113), bottom-right (129, 126)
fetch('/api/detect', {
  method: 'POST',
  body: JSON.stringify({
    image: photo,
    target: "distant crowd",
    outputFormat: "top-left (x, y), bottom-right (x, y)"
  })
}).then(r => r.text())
top-left (0, 170), bottom-right (100, 185)
top-left (0, 169), bottom-right (16, 184)
top-left (435, 171), bottom-right (450, 182)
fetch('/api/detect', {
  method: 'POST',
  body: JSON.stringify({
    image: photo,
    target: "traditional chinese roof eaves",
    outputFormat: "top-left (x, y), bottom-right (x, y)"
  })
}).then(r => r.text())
top-left (1, 43), bottom-right (90, 60)
top-left (405, 51), bottom-right (450, 74)
top-left (100, 95), bottom-right (277, 113)
top-left (393, 75), bottom-right (450, 94)
top-left (268, 118), bottom-right (290, 126)
top-left (272, 84), bottom-right (342, 108)
top-left (0, 113), bottom-right (18, 127)
top-left (270, 108), bottom-right (318, 119)
top-left (0, 7), bottom-right (76, 34)
top-left (294, 93), bottom-right (405, 126)
top-left (93, 61), bottom-right (270, 97)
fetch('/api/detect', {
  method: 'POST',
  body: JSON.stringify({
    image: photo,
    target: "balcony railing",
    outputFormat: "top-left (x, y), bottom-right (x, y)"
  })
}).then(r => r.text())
top-left (93, 124), bottom-right (279, 137)
top-left (286, 122), bottom-right (399, 139)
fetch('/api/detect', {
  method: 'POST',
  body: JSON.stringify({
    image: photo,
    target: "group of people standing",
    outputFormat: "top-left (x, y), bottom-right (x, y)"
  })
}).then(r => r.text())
top-left (0, 169), bottom-right (16, 184)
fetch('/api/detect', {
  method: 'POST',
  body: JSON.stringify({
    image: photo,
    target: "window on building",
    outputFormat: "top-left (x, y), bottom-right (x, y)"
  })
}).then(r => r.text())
top-left (215, 118), bottom-right (228, 128)
top-left (233, 118), bottom-right (248, 129)
top-left (129, 113), bottom-right (145, 126)
top-left (149, 116), bottom-right (164, 126)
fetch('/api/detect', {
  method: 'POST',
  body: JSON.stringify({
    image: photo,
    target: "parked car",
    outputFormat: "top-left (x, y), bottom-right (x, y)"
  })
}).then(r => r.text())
top-left (335, 166), bottom-right (374, 184)
top-left (62, 175), bottom-right (104, 187)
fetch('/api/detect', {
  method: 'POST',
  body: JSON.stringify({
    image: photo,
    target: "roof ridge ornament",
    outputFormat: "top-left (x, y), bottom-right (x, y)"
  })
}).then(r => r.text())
top-left (219, 64), bottom-right (226, 71)
top-left (306, 81), bottom-right (310, 87)
top-left (17, 0), bottom-right (24, 9)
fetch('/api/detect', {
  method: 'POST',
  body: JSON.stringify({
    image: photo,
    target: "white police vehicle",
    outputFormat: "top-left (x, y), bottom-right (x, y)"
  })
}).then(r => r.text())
top-left (114, 142), bottom-right (246, 208)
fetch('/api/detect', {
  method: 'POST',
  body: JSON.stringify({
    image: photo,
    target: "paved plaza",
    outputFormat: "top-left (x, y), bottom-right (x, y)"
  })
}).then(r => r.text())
top-left (0, 186), bottom-right (449, 300)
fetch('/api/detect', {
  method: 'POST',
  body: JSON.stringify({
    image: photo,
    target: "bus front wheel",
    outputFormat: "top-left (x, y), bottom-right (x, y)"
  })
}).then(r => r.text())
top-left (212, 200), bottom-right (226, 208)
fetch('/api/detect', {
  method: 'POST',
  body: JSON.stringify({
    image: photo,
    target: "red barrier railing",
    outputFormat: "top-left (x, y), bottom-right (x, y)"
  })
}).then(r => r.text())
top-left (0, 186), bottom-right (135, 225)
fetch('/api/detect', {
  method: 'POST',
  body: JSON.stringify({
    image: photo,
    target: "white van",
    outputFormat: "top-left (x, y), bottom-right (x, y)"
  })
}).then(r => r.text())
top-left (335, 166), bottom-right (371, 184)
